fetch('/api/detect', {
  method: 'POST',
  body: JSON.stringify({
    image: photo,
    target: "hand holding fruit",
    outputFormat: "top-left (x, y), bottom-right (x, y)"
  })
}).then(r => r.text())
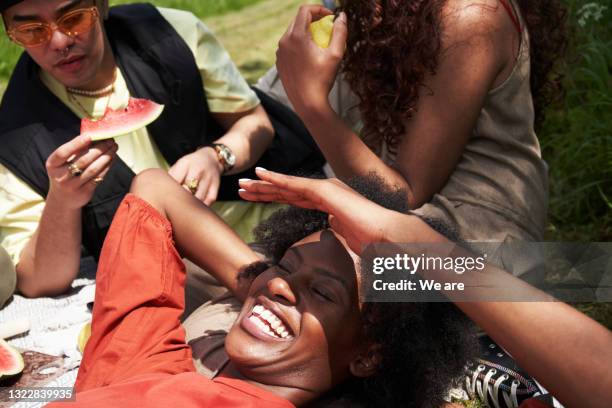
top-left (310, 15), bottom-right (335, 48)
top-left (276, 5), bottom-right (348, 114)
top-left (46, 135), bottom-right (118, 210)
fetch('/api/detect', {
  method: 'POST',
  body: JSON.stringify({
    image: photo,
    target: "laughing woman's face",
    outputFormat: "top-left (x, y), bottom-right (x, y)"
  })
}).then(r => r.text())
top-left (225, 230), bottom-right (370, 401)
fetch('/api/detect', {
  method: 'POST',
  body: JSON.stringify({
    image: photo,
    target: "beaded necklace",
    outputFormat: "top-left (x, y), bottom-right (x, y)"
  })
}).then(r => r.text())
top-left (67, 88), bottom-right (114, 120)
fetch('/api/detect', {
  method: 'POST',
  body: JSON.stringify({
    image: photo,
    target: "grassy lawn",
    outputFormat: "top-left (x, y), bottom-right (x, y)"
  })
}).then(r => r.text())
top-left (205, 0), bottom-right (316, 84)
top-left (0, 0), bottom-right (310, 93)
top-left (110, 0), bottom-right (268, 17)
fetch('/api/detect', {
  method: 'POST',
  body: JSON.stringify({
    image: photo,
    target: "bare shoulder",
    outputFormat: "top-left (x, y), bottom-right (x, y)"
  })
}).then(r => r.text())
top-left (440, 0), bottom-right (518, 50)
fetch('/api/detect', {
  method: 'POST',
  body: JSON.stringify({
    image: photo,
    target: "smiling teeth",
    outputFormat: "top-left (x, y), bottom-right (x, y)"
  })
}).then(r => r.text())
top-left (251, 304), bottom-right (291, 339)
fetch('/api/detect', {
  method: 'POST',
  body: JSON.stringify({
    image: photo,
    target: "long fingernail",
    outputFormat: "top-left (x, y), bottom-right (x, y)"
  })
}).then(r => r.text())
top-left (255, 167), bottom-right (268, 172)
top-left (238, 189), bottom-right (246, 193)
top-left (239, 178), bottom-right (252, 182)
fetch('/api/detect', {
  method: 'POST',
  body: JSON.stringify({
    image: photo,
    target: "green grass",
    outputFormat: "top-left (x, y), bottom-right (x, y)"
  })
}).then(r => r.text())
top-left (205, 0), bottom-right (314, 83)
top-left (0, 36), bottom-right (22, 85)
top-left (541, 0), bottom-right (612, 242)
top-left (0, 0), bottom-right (268, 88)
top-left (110, 0), bottom-right (265, 18)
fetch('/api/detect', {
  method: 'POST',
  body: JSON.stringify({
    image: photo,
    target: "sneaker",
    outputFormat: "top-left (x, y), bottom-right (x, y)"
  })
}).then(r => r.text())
top-left (462, 335), bottom-right (557, 408)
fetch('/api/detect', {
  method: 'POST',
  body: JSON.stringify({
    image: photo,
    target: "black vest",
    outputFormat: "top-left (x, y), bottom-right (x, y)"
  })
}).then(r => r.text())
top-left (0, 4), bottom-right (323, 259)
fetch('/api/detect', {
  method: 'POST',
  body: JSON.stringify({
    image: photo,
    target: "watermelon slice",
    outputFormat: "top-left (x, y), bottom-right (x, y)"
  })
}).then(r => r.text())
top-left (0, 339), bottom-right (24, 379)
top-left (80, 97), bottom-right (164, 141)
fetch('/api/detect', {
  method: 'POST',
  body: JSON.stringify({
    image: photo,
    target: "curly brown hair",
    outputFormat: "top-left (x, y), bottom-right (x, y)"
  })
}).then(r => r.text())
top-left (247, 173), bottom-right (477, 407)
top-left (338, 0), bottom-right (568, 151)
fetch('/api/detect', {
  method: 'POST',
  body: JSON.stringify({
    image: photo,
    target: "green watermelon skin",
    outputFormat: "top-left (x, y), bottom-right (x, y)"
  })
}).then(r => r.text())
top-left (80, 97), bottom-right (164, 141)
top-left (0, 339), bottom-right (24, 379)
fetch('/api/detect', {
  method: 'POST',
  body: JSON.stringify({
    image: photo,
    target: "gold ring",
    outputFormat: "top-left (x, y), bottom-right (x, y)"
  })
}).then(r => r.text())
top-left (67, 162), bottom-right (83, 177)
top-left (92, 177), bottom-right (104, 185)
top-left (183, 178), bottom-right (199, 195)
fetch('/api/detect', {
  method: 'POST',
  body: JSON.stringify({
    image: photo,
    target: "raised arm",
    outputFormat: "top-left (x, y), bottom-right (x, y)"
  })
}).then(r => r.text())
top-left (130, 168), bottom-right (260, 301)
top-left (239, 169), bottom-right (612, 408)
top-left (276, 4), bottom-right (516, 208)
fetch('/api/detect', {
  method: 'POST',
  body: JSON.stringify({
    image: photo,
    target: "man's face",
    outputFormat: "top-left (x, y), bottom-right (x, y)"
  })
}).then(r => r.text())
top-left (3, 0), bottom-right (106, 88)
top-left (225, 230), bottom-right (369, 397)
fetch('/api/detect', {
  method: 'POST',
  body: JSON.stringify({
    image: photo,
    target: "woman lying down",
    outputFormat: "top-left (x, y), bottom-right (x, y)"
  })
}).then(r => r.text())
top-left (48, 169), bottom-right (611, 408)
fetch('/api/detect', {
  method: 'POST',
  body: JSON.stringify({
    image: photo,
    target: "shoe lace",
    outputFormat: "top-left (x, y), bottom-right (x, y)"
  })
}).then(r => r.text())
top-left (466, 363), bottom-right (542, 408)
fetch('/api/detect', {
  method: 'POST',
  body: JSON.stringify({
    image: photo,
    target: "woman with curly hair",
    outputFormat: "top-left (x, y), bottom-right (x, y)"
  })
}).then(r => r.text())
top-left (265, 0), bottom-right (567, 242)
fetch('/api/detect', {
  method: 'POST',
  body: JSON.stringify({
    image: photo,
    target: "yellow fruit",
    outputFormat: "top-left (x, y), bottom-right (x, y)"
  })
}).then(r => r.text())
top-left (77, 322), bottom-right (91, 354)
top-left (309, 15), bottom-right (335, 48)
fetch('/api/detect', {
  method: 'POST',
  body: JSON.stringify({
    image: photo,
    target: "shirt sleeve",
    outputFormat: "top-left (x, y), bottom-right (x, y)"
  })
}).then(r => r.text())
top-left (0, 164), bottom-right (44, 265)
top-left (157, 7), bottom-right (260, 113)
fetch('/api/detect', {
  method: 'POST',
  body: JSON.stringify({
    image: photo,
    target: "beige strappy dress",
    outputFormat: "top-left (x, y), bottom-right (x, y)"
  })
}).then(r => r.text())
top-left (256, 0), bottom-right (547, 242)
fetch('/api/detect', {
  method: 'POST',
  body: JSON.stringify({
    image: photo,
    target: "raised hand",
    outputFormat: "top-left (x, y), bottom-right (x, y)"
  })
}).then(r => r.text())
top-left (276, 6), bottom-right (348, 114)
top-left (238, 168), bottom-right (426, 254)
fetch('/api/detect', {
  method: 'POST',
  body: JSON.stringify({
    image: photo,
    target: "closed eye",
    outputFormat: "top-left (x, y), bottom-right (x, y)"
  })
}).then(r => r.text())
top-left (313, 286), bottom-right (335, 303)
top-left (277, 263), bottom-right (293, 276)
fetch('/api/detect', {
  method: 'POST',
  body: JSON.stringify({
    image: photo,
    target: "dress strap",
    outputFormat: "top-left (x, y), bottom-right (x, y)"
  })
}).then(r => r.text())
top-left (499, 0), bottom-right (522, 35)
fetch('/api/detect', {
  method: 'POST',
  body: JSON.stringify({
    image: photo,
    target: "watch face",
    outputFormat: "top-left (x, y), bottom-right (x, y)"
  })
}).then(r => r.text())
top-left (215, 144), bottom-right (235, 169)
top-left (223, 148), bottom-right (236, 166)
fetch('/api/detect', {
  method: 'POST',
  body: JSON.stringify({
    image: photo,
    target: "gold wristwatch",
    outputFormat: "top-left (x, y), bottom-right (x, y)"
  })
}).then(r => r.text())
top-left (212, 143), bottom-right (236, 173)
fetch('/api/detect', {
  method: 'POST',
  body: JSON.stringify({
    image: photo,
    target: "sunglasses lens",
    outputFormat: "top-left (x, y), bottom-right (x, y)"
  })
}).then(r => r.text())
top-left (12, 25), bottom-right (49, 47)
top-left (10, 8), bottom-right (97, 47)
top-left (58, 9), bottom-right (96, 37)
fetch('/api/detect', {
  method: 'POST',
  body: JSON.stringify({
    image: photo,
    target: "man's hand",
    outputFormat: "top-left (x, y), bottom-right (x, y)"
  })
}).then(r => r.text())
top-left (168, 146), bottom-right (224, 206)
top-left (45, 135), bottom-right (118, 209)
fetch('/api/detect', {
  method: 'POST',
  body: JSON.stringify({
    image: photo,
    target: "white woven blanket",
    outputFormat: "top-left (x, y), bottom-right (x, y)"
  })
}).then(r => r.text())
top-left (0, 279), bottom-right (95, 407)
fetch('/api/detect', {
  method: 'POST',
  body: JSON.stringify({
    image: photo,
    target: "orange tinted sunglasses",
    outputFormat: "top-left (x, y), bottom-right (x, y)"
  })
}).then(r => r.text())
top-left (7, 6), bottom-right (99, 48)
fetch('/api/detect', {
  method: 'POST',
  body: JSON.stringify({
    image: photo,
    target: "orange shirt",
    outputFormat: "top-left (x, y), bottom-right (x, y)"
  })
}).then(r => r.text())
top-left (49, 374), bottom-right (292, 407)
top-left (47, 195), bottom-right (292, 408)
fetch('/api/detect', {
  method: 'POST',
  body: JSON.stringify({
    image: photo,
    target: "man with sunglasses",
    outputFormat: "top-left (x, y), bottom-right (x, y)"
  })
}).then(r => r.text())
top-left (0, 0), bottom-right (322, 299)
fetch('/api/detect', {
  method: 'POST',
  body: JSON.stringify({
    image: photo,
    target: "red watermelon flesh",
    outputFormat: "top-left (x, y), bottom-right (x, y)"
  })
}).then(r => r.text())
top-left (80, 97), bottom-right (164, 141)
top-left (0, 339), bottom-right (24, 378)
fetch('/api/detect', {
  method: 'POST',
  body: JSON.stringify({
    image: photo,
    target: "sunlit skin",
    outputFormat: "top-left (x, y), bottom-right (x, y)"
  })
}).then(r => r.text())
top-left (223, 230), bottom-right (375, 406)
top-left (2, 0), bottom-right (115, 90)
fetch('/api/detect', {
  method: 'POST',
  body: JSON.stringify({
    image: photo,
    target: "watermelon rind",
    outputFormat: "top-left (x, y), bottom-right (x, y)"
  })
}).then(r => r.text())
top-left (81, 99), bottom-right (165, 141)
top-left (0, 339), bottom-right (24, 379)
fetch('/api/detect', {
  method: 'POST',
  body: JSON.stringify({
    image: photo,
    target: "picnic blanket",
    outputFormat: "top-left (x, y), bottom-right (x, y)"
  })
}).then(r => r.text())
top-left (0, 278), bottom-right (95, 408)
